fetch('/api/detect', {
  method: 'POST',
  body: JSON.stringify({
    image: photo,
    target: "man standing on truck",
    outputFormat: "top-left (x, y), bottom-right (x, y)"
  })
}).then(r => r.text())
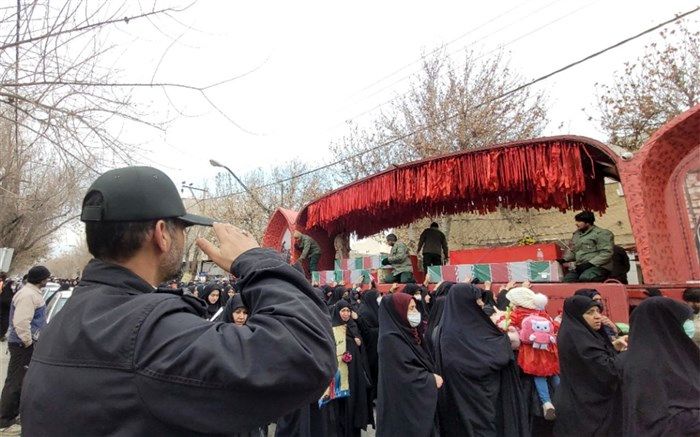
top-left (294, 230), bottom-right (322, 274)
top-left (560, 211), bottom-right (614, 283)
top-left (417, 222), bottom-right (449, 272)
top-left (381, 234), bottom-right (415, 283)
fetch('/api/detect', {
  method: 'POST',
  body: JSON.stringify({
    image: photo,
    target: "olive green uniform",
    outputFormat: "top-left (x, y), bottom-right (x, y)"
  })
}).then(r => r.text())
top-left (297, 234), bottom-right (322, 272)
top-left (384, 241), bottom-right (414, 283)
top-left (563, 225), bottom-right (614, 282)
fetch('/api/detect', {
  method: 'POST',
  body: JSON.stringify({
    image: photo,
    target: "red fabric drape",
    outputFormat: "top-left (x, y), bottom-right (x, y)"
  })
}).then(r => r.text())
top-left (299, 140), bottom-right (607, 238)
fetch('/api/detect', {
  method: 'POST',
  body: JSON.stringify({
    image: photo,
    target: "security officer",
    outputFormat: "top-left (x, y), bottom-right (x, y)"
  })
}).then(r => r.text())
top-left (561, 211), bottom-right (614, 282)
top-left (20, 166), bottom-right (336, 436)
top-left (381, 234), bottom-right (415, 283)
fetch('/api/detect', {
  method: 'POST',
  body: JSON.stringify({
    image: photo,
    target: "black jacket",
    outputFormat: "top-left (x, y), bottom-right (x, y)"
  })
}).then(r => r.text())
top-left (21, 248), bottom-right (336, 437)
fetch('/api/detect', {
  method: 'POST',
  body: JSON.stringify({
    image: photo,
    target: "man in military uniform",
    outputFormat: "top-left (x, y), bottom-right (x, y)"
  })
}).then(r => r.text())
top-left (294, 230), bottom-right (322, 273)
top-left (381, 234), bottom-right (415, 283)
top-left (560, 211), bottom-right (614, 282)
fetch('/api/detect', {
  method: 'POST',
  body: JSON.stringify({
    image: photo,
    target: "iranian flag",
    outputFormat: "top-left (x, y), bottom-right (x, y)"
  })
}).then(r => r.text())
top-left (427, 261), bottom-right (564, 283)
top-left (312, 270), bottom-right (336, 285)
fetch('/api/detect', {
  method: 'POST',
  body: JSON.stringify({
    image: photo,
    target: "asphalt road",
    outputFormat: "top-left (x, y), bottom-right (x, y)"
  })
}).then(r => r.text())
top-left (0, 340), bottom-right (376, 436)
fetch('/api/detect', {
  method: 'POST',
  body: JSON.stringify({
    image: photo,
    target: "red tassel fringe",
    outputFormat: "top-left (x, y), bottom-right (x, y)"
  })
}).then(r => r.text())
top-left (300, 140), bottom-right (607, 238)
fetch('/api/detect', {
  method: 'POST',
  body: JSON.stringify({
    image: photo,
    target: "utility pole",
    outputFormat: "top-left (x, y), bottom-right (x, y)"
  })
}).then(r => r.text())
top-left (209, 159), bottom-right (272, 216)
top-left (180, 182), bottom-right (209, 278)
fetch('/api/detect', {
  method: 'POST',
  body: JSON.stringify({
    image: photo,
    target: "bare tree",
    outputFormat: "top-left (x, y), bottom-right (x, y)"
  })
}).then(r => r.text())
top-left (0, 1), bottom-right (248, 268)
top-left (329, 49), bottom-right (549, 246)
top-left (0, 117), bottom-right (83, 271)
top-left (590, 20), bottom-right (700, 150)
top-left (43, 237), bottom-right (92, 279)
top-left (330, 50), bottom-right (549, 183)
top-left (210, 160), bottom-right (331, 242)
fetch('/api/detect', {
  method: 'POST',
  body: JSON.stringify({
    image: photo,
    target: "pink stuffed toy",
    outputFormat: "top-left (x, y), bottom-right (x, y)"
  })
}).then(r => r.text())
top-left (519, 315), bottom-right (556, 351)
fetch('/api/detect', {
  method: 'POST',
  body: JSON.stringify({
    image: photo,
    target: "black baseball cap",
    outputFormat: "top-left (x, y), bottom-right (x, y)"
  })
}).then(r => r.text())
top-left (80, 166), bottom-right (214, 227)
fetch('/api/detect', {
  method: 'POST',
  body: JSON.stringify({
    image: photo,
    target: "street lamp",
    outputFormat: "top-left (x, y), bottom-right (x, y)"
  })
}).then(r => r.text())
top-left (209, 159), bottom-right (272, 215)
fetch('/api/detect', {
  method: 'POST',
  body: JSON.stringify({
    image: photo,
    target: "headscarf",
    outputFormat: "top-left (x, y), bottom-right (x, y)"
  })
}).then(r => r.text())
top-left (220, 285), bottom-right (233, 305)
top-left (219, 294), bottom-right (246, 324)
top-left (559, 295), bottom-right (612, 348)
top-left (390, 293), bottom-right (422, 345)
top-left (331, 299), bottom-right (352, 327)
top-left (621, 297), bottom-right (700, 436)
top-left (321, 285), bottom-right (333, 303)
top-left (358, 290), bottom-right (380, 329)
top-left (380, 293), bottom-right (433, 369)
top-left (332, 299), bottom-right (361, 340)
top-left (573, 288), bottom-right (619, 338)
top-left (437, 284), bottom-right (528, 437)
top-left (554, 295), bottom-right (621, 437)
top-left (433, 281), bottom-right (455, 298)
top-left (201, 283), bottom-right (223, 317)
top-left (376, 293), bottom-right (437, 436)
top-left (574, 288), bottom-right (601, 300)
top-left (327, 286), bottom-right (346, 307)
top-left (439, 284), bottom-right (513, 378)
top-left (402, 283), bottom-right (428, 319)
top-left (425, 281), bottom-right (455, 358)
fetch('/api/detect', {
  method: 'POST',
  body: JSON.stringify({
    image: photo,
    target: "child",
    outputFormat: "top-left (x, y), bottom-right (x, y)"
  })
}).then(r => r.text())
top-left (505, 287), bottom-right (560, 421)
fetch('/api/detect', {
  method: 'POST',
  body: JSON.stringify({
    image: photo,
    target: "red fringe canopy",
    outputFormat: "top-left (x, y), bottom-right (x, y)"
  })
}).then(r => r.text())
top-left (298, 138), bottom-right (609, 239)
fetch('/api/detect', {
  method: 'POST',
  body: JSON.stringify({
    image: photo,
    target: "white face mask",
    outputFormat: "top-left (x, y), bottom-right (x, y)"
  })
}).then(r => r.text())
top-left (376, 296), bottom-right (383, 305)
top-left (683, 319), bottom-right (695, 339)
top-left (414, 295), bottom-right (422, 301)
top-left (407, 311), bottom-right (421, 327)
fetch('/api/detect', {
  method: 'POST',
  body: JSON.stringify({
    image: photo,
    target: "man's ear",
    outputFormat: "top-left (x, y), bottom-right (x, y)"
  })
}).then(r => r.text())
top-left (152, 220), bottom-right (171, 254)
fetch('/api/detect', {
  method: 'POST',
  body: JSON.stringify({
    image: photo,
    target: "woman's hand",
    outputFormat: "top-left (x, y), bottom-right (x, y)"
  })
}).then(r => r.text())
top-left (354, 337), bottom-right (362, 347)
top-left (601, 315), bottom-right (618, 332)
top-left (434, 374), bottom-right (444, 389)
top-left (351, 311), bottom-right (359, 320)
top-left (612, 335), bottom-right (628, 352)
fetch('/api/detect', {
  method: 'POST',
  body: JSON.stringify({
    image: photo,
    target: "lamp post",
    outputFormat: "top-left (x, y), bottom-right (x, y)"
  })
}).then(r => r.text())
top-left (209, 159), bottom-right (272, 215)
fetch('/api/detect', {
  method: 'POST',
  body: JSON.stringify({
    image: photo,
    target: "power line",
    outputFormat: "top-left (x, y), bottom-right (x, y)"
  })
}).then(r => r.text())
top-left (343, 0), bottom-right (536, 102)
top-left (330, 0), bottom-right (600, 130)
top-left (219, 7), bottom-right (700, 197)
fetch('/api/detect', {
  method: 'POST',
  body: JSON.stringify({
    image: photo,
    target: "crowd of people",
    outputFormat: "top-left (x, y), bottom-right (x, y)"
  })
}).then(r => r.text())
top-left (0, 166), bottom-right (698, 437)
top-left (306, 278), bottom-right (700, 437)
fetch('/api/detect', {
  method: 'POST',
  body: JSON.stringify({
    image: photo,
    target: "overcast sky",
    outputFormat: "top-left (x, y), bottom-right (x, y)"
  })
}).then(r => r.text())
top-left (105, 0), bottom-right (697, 195)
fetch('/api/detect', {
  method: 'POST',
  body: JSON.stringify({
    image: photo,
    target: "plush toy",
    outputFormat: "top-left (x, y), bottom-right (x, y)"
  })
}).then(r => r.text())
top-left (519, 315), bottom-right (556, 350)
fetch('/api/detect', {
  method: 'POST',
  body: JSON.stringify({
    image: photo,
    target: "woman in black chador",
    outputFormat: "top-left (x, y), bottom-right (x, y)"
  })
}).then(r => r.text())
top-left (620, 297), bottom-right (700, 436)
top-left (322, 300), bottom-right (373, 437)
top-left (356, 289), bottom-right (380, 403)
top-left (436, 284), bottom-right (528, 437)
top-left (376, 293), bottom-right (441, 437)
top-left (424, 281), bottom-right (454, 360)
top-left (554, 295), bottom-right (628, 437)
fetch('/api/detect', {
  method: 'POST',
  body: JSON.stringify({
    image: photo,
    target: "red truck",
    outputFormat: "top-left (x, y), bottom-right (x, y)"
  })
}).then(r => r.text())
top-left (263, 105), bottom-right (700, 323)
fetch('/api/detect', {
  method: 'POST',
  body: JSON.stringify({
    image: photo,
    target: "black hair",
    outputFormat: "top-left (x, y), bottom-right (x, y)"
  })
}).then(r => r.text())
top-left (574, 211), bottom-right (595, 224)
top-left (386, 233), bottom-right (397, 241)
top-left (682, 287), bottom-right (700, 303)
top-left (84, 191), bottom-right (179, 262)
top-left (430, 222), bottom-right (439, 228)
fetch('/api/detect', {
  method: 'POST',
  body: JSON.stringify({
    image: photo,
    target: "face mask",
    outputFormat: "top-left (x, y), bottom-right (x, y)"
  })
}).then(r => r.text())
top-left (376, 296), bottom-right (382, 305)
top-left (414, 295), bottom-right (422, 301)
top-left (407, 311), bottom-right (421, 327)
top-left (683, 319), bottom-right (695, 339)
